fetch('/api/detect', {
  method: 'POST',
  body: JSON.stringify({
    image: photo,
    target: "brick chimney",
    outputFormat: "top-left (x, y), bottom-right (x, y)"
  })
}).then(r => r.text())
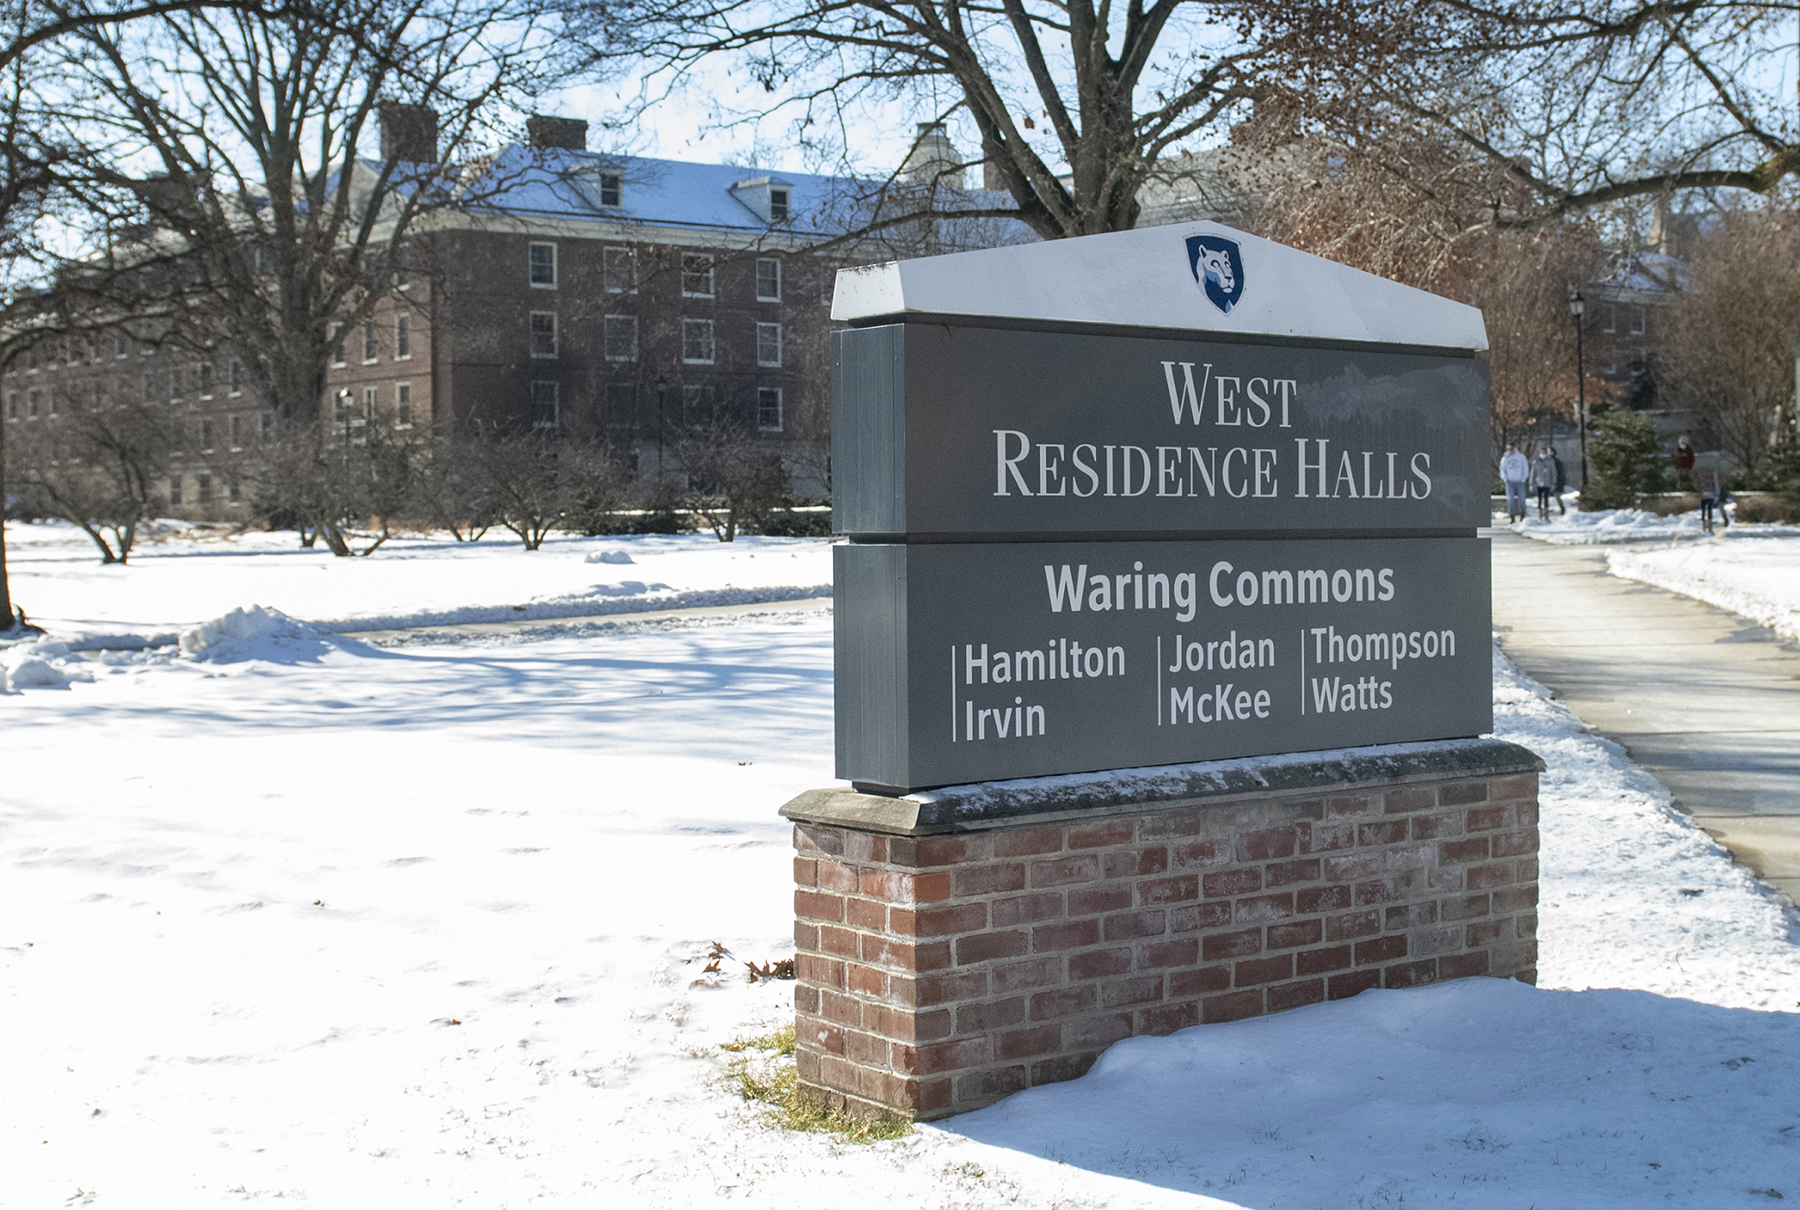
top-left (379, 102), bottom-right (438, 163)
top-left (527, 114), bottom-right (589, 151)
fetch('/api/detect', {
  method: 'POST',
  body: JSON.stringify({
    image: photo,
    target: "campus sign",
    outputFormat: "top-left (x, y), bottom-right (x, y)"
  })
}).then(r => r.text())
top-left (830, 224), bottom-right (1494, 793)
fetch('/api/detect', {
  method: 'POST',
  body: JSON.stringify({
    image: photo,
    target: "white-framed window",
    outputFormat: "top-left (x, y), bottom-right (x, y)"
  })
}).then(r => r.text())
top-left (1601, 304), bottom-right (1616, 334)
top-left (362, 321), bottom-right (378, 363)
top-left (228, 474), bottom-right (242, 504)
top-left (1629, 304), bottom-right (1646, 335)
top-left (199, 362), bottom-right (214, 398)
top-left (114, 332), bottom-right (129, 359)
top-left (758, 386), bottom-right (783, 431)
top-left (756, 322), bottom-right (782, 367)
top-left (201, 418), bottom-right (214, 451)
top-left (362, 385), bottom-right (378, 419)
top-left (531, 380), bottom-right (559, 429)
top-left (396, 382), bottom-right (412, 427)
top-left (168, 475), bottom-right (183, 505)
top-left (27, 389), bottom-right (39, 418)
top-left (682, 383), bottom-right (714, 427)
top-left (604, 314), bottom-right (638, 362)
top-left (530, 311), bottom-right (558, 358)
top-left (681, 252), bottom-right (714, 297)
top-left (681, 319), bottom-right (714, 364)
top-left (529, 242), bottom-right (557, 288)
top-left (330, 323), bottom-right (346, 368)
top-left (197, 473), bottom-right (213, 504)
top-left (598, 173), bottom-right (622, 207)
top-left (769, 188), bottom-right (789, 221)
top-left (230, 415), bottom-right (243, 448)
top-left (395, 311), bottom-right (411, 359)
top-left (603, 246), bottom-right (635, 293)
top-left (229, 360), bottom-right (243, 396)
top-left (756, 257), bottom-right (781, 301)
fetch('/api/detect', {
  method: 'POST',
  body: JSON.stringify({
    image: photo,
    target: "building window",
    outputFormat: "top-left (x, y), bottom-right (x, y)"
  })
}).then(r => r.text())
top-left (530, 311), bottom-right (558, 358)
top-left (260, 412), bottom-right (274, 441)
top-left (171, 417), bottom-right (183, 447)
top-left (603, 246), bottom-right (635, 293)
top-left (681, 253), bottom-right (715, 297)
top-left (1630, 304), bottom-right (1646, 335)
top-left (197, 474), bottom-right (213, 504)
top-left (362, 321), bottom-right (378, 363)
top-left (170, 367), bottom-right (182, 402)
top-left (758, 387), bottom-right (783, 431)
top-left (201, 418), bottom-right (214, 451)
top-left (395, 311), bottom-right (411, 359)
top-left (63, 336), bottom-right (76, 365)
top-left (199, 362), bottom-right (213, 398)
top-left (682, 384), bottom-right (715, 428)
top-left (531, 380), bottom-right (559, 429)
top-left (756, 322), bottom-right (782, 367)
top-left (756, 258), bottom-right (782, 301)
top-left (331, 323), bottom-right (346, 368)
top-left (362, 385), bottom-right (378, 419)
top-left (169, 475), bottom-right (182, 506)
top-left (115, 332), bottom-right (129, 359)
top-left (228, 474), bottom-right (242, 504)
top-left (229, 360), bottom-right (243, 395)
top-left (231, 415), bottom-right (243, 447)
top-left (396, 383), bottom-right (412, 426)
top-left (529, 242), bottom-right (557, 288)
top-left (604, 314), bottom-right (638, 362)
top-left (599, 173), bottom-right (621, 206)
top-left (769, 189), bottom-right (789, 221)
top-left (27, 344), bottom-right (38, 371)
top-left (604, 382), bottom-right (636, 432)
top-left (681, 319), bottom-right (714, 364)
top-left (1601, 304), bottom-right (1616, 334)
top-left (27, 389), bottom-right (38, 418)
top-left (142, 372), bottom-right (154, 404)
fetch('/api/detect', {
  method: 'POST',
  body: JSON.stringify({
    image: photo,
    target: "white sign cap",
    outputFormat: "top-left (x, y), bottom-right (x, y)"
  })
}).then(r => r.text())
top-left (831, 222), bottom-right (1489, 351)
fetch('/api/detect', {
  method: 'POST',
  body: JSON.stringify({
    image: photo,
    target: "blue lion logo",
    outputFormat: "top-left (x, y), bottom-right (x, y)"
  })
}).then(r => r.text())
top-left (1186, 234), bottom-right (1245, 314)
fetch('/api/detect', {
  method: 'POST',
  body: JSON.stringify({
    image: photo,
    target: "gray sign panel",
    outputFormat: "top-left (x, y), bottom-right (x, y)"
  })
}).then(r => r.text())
top-left (836, 537), bottom-right (1492, 792)
top-left (832, 323), bottom-right (1490, 538)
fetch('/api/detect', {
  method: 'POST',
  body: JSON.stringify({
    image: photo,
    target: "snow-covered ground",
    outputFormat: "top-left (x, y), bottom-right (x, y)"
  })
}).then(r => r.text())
top-left (4, 520), bottom-right (832, 636)
top-left (1498, 501), bottom-right (1800, 545)
top-left (3, 526), bottom-right (1798, 1207)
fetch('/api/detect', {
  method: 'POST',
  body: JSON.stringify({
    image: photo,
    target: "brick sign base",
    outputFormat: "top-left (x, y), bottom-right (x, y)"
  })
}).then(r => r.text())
top-left (779, 739), bottom-right (1543, 1122)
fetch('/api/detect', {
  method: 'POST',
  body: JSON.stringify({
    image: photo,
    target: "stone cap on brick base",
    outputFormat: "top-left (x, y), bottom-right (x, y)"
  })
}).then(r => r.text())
top-left (781, 739), bottom-right (1544, 837)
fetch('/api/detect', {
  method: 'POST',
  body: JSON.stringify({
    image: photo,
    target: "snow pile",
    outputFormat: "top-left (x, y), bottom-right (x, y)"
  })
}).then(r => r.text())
top-left (1509, 506), bottom-right (1705, 544)
top-left (952, 977), bottom-right (1800, 1204)
top-left (0, 639), bottom-right (98, 691)
top-left (1609, 538), bottom-right (1800, 644)
top-left (586, 548), bottom-right (635, 564)
top-left (177, 605), bottom-right (344, 664)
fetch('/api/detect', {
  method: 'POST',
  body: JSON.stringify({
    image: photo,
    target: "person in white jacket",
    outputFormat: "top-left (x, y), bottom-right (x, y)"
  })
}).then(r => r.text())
top-left (1499, 444), bottom-right (1529, 522)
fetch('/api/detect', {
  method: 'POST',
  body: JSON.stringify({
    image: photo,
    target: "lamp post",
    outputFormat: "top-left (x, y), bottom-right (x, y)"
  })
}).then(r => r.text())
top-left (1569, 290), bottom-right (1588, 490)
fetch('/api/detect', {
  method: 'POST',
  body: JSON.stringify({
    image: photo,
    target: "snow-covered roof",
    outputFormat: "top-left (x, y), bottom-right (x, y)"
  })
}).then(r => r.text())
top-left (455, 146), bottom-right (1033, 246)
top-left (832, 221), bottom-right (1490, 350)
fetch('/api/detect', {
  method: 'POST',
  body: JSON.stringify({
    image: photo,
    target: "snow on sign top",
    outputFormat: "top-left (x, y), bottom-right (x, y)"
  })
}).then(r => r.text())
top-left (831, 222), bottom-right (1489, 351)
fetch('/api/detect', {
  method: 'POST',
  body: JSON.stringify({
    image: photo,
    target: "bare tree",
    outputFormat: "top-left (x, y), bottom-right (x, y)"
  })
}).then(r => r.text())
top-left (1242, 0), bottom-right (1800, 228)
top-left (5, 389), bottom-right (172, 562)
top-left (675, 418), bottom-right (791, 542)
top-left (1658, 205), bottom-right (1800, 476)
top-left (565, 0), bottom-right (1316, 241)
top-left (36, 0), bottom-right (545, 552)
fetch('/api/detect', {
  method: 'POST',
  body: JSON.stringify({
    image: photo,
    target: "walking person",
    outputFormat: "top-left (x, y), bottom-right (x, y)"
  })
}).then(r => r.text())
top-left (1500, 443), bottom-right (1529, 523)
top-left (1551, 446), bottom-right (1568, 514)
top-left (1529, 443), bottom-right (1557, 521)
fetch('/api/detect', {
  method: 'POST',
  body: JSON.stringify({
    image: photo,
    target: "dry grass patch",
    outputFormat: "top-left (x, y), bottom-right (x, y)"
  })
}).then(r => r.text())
top-left (720, 1025), bottom-right (912, 1143)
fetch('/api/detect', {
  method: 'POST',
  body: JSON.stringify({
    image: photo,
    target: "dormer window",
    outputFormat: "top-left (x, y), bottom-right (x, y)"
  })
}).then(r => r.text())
top-left (599, 173), bottom-right (621, 206)
top-left (730, 176), bottom-right (795, 225)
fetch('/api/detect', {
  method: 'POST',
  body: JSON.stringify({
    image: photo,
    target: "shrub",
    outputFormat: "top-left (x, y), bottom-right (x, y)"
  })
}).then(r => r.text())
top-left (1581, 410), bottom-right (1669, 510)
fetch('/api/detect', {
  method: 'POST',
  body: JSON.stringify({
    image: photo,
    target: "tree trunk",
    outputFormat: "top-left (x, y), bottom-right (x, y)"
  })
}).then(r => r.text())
top-left (0, 416), bottom-right (12, 627)
top-left (319, 521), bottom-right (353, 557)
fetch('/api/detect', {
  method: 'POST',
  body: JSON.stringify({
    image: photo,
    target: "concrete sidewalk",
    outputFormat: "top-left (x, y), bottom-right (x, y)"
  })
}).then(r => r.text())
top-left (1491, 530), bottom-right (1800, 905)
